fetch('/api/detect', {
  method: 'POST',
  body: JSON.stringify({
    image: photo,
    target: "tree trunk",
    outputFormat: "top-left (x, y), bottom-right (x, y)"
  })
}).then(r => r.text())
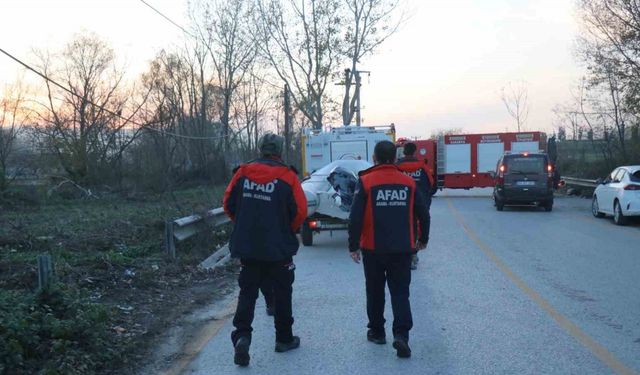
top-left (222, 91), bottom-right (231, 151)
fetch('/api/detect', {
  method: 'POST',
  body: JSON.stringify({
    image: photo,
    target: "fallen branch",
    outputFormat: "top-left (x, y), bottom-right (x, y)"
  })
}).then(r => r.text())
top-left (46, 177), bottom-right (99, 199)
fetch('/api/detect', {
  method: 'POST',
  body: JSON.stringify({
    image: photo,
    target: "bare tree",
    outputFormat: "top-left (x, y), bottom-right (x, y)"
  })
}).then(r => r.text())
top-left (192, 0), bottom-right (257, 151)
top-left (553, 75), bottom-right (630, 172)
top-left (0, 79), bottom-right (31, 190)
top-left (577, 0), bottom-right (640, 111)
top-left (255, 0), bottom-right (343, 130)
top-left (233, 65), bottom-right (276, 155)
top-left (136, 47), bottom-right (229, 189)
top-left (430, 127), bottom-right (463, 138)
top-left (575, 1), bottom-right (640, 162)
top-left (33, 33), bottom-right (143, 184)
top-left (340, 0), bottom-right (403, 125)
top-left (501, 80), bottom-right (529, 132)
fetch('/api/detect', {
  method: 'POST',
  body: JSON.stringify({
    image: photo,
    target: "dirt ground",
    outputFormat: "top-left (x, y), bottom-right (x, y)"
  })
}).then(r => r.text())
top-left (0, 185), bottom-right (238, 374)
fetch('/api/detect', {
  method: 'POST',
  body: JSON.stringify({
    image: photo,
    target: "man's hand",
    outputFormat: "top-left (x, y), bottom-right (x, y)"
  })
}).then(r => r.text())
top-left (416, 241), bottom-right (427, 251)
top-left (350, 250), bottom-right (361, 264)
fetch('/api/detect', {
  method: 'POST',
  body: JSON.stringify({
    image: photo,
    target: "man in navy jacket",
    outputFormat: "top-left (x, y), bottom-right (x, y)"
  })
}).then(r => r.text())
top-left (348, 140), bottom-right (429, 358)
top-left (397, 142), bottom-right (434, 270)
top-left (223, 133), bottom-right (307, 366)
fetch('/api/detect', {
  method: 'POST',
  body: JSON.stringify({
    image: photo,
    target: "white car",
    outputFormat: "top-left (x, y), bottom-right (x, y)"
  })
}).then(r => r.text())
top-left (592, 165), bottom-right (640, 225)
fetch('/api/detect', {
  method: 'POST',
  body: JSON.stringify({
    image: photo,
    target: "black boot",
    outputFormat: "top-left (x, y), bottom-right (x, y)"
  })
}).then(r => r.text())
top-left (367, 329), bottom-right (387, 345)
top-left (392, 336), bottom-right (411, 358)
top-left (275, 336), bottom-right (300, 352)
top-left (234, 336), bottom-right (251, 366)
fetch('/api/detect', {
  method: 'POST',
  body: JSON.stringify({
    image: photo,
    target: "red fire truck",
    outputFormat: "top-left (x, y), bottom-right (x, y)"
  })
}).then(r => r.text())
top-left (397, 132), bottom-right (548, 189)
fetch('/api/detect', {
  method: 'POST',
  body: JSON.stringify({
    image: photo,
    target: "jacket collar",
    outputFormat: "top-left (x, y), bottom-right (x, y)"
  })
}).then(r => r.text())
top-left (240, 157), bottom-right (290, 183)
top-left (397, 156), bottom-right (418, 163)
top-left (358, 163), bottom-right (400, 177)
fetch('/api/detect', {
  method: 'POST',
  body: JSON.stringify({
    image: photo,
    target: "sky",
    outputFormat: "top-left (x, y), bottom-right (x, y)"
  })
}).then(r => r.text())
top-left (0, 0), bottom-right (583, 139)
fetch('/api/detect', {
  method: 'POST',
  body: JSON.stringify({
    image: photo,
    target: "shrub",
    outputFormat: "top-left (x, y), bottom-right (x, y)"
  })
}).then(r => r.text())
top-left (0, 285), bottom-right (116, 375)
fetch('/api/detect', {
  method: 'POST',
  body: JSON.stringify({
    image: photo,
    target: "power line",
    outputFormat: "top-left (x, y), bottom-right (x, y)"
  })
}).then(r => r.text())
top-left (0, 46), bottom-right (229, 141)
top-left (138, 0), bottom-right (197, 39)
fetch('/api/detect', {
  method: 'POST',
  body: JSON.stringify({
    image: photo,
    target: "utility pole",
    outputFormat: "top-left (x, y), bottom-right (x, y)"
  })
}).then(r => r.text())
top-left (354, 70), bottom-right (370, 127)
top-left (336, 69), bottom-right (370, 127)
top-left (284, 84), bottom-right (292, 163)
top-left (355, 71), bottom-right (362, 127)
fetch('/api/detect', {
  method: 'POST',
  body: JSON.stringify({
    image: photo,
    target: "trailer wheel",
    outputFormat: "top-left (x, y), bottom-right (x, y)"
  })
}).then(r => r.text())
top-left (301, 222), bottom-right (313, 246)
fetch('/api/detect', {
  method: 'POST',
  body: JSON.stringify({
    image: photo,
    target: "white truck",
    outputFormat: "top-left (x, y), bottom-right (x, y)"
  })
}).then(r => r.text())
top-left (301, 125), bottom-right (396, 177)
top-left (299, 125), bottom-right (396, 245)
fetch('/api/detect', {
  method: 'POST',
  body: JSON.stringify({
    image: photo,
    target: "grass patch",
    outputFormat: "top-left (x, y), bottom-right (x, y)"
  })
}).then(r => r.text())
top-left (0, 185), bottom-right (234, 374)
top-left (0, 285), bottom-right (114, 375)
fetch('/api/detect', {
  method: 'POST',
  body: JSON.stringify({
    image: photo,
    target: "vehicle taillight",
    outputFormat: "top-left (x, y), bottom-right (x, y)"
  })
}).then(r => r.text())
top-left (309, 221), bottom-right (319, 229)
top-left (624, 184), bottom-right (640, 191)
top-left (497, 165), bottom-right (505, 185)
top-left (547, 164), bottom-right (553, 179)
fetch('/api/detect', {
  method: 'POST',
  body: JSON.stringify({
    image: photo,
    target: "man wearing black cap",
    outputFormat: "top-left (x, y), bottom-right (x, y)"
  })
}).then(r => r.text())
top-left (348, 140), bottom-right (430, 358)
top-left (223, 133), bottom-right (307, 366)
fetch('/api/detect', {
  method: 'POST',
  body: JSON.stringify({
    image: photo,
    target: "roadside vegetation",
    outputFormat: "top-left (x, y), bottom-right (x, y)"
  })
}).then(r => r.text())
top-left (0, 1), bottom-right (405, 373)
top-left (553, 1), bottom-right (640, 178)
top-left (0, 185), bottom-right (234, 374)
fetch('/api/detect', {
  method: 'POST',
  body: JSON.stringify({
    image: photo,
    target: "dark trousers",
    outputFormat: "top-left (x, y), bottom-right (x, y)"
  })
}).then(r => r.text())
top-left (362, 252), bottom-right (413, 340)
top-left (231, 258), bottom-right (295, 344)
top-left (261, 279), bottom-right (274, 307)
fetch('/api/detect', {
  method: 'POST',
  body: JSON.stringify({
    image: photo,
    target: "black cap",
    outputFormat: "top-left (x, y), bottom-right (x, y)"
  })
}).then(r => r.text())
top-left (403, 142), bottom-right (417, 156)
top-left (259, 133), bottom-right (284, 157)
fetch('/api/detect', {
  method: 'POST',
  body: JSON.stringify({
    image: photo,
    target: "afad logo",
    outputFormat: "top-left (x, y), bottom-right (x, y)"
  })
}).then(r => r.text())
top-left (405, 169), bottom-right (422, 178)
top-left (376, 187), bottom-right (408, 201)
top-left (244, 179), bottom-right (277, 193)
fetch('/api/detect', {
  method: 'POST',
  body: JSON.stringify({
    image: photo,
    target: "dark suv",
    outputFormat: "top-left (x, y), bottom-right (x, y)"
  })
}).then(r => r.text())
top-left (493, 152), bottom-right (554, 211)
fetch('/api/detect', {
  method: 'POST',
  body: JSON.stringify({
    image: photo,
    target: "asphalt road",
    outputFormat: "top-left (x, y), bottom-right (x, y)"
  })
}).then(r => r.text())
top-left (182, 194), bottom-right (640, 375)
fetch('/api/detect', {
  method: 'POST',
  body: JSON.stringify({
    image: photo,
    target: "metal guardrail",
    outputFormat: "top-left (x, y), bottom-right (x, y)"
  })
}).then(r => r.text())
top-left (165, 175), bottom-right (598, 259)
top-left (164, 207), bottom-right (230, 259)
top-left (561, 176), bottom-right (599, 188)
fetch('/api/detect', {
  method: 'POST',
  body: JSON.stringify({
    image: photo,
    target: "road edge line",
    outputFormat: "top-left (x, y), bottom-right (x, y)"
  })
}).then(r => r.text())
top-left (160, 300), bottom-right (238, 375)
top-left (446, 198), bottom-right (639, 375)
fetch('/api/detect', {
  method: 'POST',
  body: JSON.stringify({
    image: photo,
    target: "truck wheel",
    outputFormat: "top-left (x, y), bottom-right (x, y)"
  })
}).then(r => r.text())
top-left (301, 222), bottom-right (313, 246)
top-left (544, 202), bottom-right (553, 212)
top-left (496, 201), bottom-right (504, 211)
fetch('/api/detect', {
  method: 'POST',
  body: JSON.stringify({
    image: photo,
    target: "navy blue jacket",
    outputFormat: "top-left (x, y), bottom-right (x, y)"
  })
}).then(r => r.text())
top-left (223, 158), bottom-right (307, 261)
top-left (396, 156), bottom-right (435, 200)
top-left (348, 164), bottom-right (429, 254)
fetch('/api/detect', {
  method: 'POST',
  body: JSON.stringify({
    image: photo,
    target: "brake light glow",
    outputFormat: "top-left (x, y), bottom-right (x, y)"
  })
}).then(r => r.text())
top-left (547, 165), bottom-right (553, 172)
top-left (523, 152), bottom-right (529, 156)
top-left (624, 184), bottom-right (640, 191)
top-left (497, 165), bottom-right (505, 185)
top-left (309, 221), bottom-right (319, 229)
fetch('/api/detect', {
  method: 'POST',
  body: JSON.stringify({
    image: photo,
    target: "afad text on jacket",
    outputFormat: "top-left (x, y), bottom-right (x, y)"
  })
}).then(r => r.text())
top-left (223, 158), bottom-right (307, 261)
top-left (396, 156), bottom-right (435, 198)
top-left (348, 164), bottom-right (429, 254)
